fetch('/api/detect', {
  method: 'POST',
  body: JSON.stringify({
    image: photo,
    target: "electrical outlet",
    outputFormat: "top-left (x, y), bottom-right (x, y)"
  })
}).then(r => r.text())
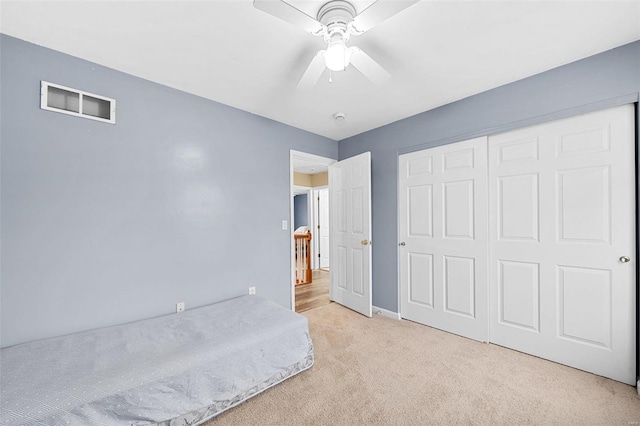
top-left (248, 287), bottom-right (256, 295)
top-left (176, 302), bottom-right (185, 313)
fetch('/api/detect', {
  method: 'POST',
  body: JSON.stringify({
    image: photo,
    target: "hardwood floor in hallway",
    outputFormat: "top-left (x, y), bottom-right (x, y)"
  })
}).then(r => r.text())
top-left (295, 269), bottom-right (330, 313)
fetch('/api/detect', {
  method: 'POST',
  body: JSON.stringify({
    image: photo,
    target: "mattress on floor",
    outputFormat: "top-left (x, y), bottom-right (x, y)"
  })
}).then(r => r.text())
top-left (0, 295), bottom-right (314, 425)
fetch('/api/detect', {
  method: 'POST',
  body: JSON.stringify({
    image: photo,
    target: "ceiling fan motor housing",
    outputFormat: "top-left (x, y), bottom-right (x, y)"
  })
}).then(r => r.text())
top-left (318, 0), bottom-right (356, 42)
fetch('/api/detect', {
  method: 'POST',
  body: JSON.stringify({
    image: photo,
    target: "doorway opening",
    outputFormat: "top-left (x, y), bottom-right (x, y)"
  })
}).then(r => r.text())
top-left (290, 150), bottom-right (335, 313)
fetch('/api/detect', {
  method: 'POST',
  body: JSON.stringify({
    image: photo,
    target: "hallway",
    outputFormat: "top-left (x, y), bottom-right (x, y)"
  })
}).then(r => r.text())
top-left (295, 269), bottom-right (330, 313)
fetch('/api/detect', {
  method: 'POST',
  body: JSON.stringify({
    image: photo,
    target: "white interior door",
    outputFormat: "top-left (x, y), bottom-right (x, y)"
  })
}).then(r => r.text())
top-left (329, 152), bottom-right (372, 317)
top-left (399, 137), bottom-right (489, 342)
top-left (318, 188), bottom-right (330, 269)
top-left (488, 105), bottom-right (636, 384)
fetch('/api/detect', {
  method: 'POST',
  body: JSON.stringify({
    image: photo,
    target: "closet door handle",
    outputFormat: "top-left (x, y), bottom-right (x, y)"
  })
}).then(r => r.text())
top-left (620, 256), bottom-right (631, 263)
top-left (399, 242), bottom-right (406, 246)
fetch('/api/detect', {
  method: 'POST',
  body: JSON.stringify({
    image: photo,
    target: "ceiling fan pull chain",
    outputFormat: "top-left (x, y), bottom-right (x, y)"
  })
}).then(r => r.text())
top-left (329, 70), bottom-right (333, 84)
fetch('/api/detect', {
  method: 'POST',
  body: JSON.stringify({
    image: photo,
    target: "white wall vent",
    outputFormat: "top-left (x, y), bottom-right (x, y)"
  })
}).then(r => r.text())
top-left (40, 81), bottom-right (116, 124)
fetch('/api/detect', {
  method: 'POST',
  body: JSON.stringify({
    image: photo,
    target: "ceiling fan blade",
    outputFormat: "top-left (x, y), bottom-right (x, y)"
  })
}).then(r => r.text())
top-left (350, 0), bottom-right (419, 34)
top-left (297, 51), bottom-right (327, 89)
top-left (349, 47), bottom-right (391, 84)
top-left (253, 0), bottom-right (324, 35)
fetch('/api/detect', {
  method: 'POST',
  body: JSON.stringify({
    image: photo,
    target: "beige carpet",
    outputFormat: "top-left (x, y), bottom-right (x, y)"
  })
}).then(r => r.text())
top-left (209, 303), bottom-right (640, 425)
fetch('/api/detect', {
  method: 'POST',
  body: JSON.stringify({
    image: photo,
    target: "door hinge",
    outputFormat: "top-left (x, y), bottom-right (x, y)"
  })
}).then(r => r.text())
top-left (318, 253), bottom-right (321, 257)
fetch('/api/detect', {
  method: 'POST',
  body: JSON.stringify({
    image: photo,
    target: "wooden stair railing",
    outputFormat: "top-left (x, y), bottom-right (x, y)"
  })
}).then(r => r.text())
top-left (294, 231), bottom-right (312, 285)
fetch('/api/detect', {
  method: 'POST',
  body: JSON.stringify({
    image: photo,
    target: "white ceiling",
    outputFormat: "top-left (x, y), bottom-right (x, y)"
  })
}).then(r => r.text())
top-left (1, 1), bottom-right (639, 141)
top-left (294, 164), bottom-right (329, 174)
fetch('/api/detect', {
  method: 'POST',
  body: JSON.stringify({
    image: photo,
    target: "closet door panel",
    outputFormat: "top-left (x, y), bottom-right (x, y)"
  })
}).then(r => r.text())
top-left (489, 104), bottom-right (635, 385)
top-left (400, 137), bottom-right (488, 342)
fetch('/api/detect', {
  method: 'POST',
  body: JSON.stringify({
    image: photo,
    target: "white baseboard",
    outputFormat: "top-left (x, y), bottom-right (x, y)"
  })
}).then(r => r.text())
top-left (373, 306), bottom-right (401, 320)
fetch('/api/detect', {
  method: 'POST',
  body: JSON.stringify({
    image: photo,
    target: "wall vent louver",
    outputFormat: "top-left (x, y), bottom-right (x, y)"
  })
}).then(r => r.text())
top-left (40, 81), bottom-right (116, 124)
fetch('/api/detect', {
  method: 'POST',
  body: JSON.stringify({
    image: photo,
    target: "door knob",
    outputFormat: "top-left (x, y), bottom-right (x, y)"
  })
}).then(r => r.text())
top-left (361, 240), bottom-right (370, 246)
top-left (399, 242), bottom-right (406, 246)
top-left (620, 256), bottom-right (631, 263)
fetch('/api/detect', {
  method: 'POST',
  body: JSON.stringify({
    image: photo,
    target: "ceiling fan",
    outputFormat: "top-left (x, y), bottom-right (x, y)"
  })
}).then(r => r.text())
top-left (253, 0), bottom-right (418, 88)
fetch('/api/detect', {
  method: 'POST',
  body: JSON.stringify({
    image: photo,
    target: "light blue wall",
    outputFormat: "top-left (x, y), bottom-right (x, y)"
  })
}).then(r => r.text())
top-left (293, 194), bottom-right (308, 229)
top-left (339, 41), bottom-right (640, 313)
top-left (1, 35), bottom-right (638, 357)
top-left (0, 35), bottom-right (338, 348)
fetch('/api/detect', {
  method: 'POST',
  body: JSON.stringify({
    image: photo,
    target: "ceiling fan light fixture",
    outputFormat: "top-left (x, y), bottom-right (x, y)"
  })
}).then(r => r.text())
top-left (254, 0), bottom-right (413, 88)
top-left (325, 40), bottom-right (350, 71)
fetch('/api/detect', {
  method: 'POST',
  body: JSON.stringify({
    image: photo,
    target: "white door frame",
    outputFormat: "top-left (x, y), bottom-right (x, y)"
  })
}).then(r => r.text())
top-left (290, 150), bottom-right (336, 310)
top-left (312, 187), bottom-right (330, 270)
top-left (311, 189), bottom-right (318, 270)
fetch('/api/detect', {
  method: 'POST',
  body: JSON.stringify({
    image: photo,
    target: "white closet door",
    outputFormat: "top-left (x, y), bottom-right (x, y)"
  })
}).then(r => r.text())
top-left (399, 137), bottom-right (488, 342)
top-left (488, 105), bottom-right (636, 384)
